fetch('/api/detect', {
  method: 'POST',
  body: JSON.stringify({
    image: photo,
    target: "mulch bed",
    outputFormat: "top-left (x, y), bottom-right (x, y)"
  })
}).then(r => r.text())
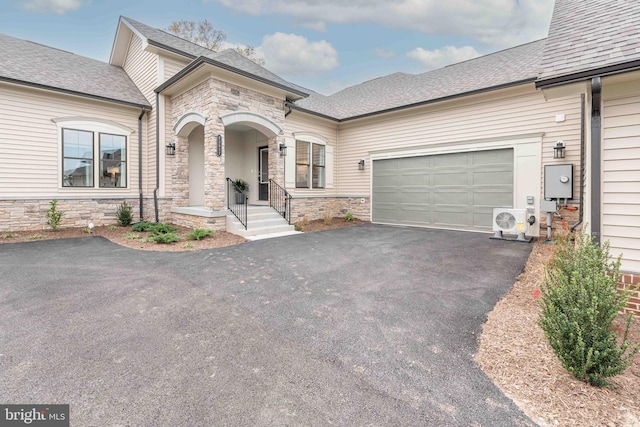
top-left (475, 241), bottom-right (640, 426)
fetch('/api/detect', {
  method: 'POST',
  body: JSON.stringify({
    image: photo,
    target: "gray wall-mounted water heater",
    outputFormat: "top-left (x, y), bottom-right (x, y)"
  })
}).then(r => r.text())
top-left (544, 164), bottom-right (573, 199)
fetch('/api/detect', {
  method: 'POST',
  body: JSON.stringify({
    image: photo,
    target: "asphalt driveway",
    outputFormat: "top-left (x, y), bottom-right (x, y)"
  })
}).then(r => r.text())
top-left (0, 224), bottom-right (534, 426)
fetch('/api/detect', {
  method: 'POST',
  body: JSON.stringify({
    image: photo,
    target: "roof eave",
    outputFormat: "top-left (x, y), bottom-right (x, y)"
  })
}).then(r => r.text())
top-left (290, 78), bottom-right (537, 123)
top-left (0, 76), bottom-right (152, 111)
top-left (155, 56), bottom-right (309, 99)
top-left (536, 59), bottom-right (640, 89)
top-left (285, 102), bottom-right (340, 122)
top-left (147, 39), bottom-right (197, 61)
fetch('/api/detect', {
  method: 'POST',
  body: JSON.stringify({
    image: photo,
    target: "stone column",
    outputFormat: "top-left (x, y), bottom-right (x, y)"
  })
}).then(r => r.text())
top-left (204, 119), bottom-right (226, 211)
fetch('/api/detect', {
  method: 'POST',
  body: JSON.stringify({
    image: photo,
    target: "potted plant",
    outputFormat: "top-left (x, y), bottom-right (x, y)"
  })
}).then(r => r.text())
top-left (232, 178), bottom-right (249, 204)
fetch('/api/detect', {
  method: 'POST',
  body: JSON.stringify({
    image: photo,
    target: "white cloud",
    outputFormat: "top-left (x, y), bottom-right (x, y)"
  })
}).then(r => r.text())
top-left (19, 0), bottom-right (88, 14)
top-left (374, 48), bottom-right (396, 59)
top-left (260, 32), bottom-right (338, 77)
top-left (407, 45), bottom-right (480, 70)
top-left (208, 0), bottom-right (554, 48)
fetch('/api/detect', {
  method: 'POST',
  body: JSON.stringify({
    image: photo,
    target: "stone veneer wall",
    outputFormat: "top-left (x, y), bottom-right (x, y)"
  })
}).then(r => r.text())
top-left (0, 197), bottom-right (173, 232)
top-left (171, 213), bottom-right (226, 231)
top-left (290, 197), bottom-right (370, 223)
top-left (169, 77), bottom-right (286, 212)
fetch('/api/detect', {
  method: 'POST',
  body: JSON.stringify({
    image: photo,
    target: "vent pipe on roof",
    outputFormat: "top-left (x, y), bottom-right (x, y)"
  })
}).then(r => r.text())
top-left (590, 77), bottom-right (602, 244)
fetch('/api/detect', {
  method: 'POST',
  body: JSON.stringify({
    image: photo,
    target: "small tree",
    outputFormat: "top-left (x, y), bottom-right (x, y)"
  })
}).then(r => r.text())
top-left (46, 199), bottom-right (63, 230)
top-left (538, 233), bottom-right (639, 386)
top-left (116, 201), bottom-right (133, 226)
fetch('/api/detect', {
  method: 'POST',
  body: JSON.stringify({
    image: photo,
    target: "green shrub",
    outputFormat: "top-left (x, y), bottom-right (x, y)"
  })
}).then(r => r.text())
top-left (344, 212), bottom-right (354, 222)
top-left (152, 232), bottom-right (179, 244)
top-left (46, 199), bottom-right (63, 230)
top-left (116, 201), bottom-right (133, 226)
top-left (538, 233), bottom-right (640, 387)
top-left (132, 221), bottom-right (154, 232)
top-left (186, 228), bottom-right (214, 241)
top-left (149, 223), bottom-right (177, 235)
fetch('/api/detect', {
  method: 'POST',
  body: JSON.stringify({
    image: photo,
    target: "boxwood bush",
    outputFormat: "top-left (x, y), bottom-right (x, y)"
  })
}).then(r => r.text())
top-left (538, 233), bottom-right (639, 386)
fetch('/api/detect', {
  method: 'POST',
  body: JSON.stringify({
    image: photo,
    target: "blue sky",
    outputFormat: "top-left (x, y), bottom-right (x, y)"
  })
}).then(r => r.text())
top-left (1, 0), bottom-right (555, 94)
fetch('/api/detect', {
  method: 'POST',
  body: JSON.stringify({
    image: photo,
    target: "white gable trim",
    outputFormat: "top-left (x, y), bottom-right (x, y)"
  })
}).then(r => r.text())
top-left (292, 132), bottom-right (328, 145)
top-left (52, 117), bottom-right (135, 134)
top-left (219, 111), bottom-right (282, 137)
top-left (174, 112), bottom-right (207, 138)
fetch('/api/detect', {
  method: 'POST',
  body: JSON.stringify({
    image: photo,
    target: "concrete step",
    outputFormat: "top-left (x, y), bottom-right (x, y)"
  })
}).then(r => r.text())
top-left (226, 206), bottom-right (298, 239)
top-left (246, 230), bottom-right (303, 241)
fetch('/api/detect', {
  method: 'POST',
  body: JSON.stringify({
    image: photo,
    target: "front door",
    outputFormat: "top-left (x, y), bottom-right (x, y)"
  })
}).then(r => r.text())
top-left (258, 146), bottom-right (269, 201)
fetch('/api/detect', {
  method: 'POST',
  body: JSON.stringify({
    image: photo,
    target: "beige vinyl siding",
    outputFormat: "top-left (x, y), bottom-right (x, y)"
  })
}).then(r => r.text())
top-left (0, 83), bottom-right (142, 197)
top-left (284, 113), bottom-right (338, 195)
top-left (337, 85), bottom-right (583, 200)
top-left (123, 34), bottom-right (158, 195)
top-left (602, 84), bottom-right (640, 273)
top-left (164, 56), bottom-right (189, 81)
top-left (159, 56), bottom-right (190, 196)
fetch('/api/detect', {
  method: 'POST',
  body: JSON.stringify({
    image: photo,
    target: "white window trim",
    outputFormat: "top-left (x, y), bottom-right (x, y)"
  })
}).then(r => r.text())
top-left (292, 132), bottom-right (328, 146)
top-left (54, 118), bottom-right (133, 190)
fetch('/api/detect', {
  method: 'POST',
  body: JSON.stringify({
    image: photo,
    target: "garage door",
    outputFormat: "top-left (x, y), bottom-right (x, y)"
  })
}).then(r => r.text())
top-left (372, 149), bottom-right (513, 231)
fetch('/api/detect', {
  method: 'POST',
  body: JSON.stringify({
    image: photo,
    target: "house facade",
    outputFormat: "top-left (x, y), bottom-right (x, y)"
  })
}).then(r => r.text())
top-left (0, 1), bottom-right (639, 290)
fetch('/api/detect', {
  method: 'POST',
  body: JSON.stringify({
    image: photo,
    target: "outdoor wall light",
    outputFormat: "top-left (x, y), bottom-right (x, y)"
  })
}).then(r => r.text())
top-left (358, 159), bottom-right (365, 170)
top-left (216, 134), bottom-right (223, 157)
top-left (554, 140), bottom-right (566, 159)
top-left (279, 143), bottom-right (287, 157)
top-left (165, 143), bottom-right (176, 156)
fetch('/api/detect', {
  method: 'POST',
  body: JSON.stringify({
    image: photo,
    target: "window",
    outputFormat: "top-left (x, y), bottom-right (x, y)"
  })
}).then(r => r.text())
top-left (99, 133), bottom-right (127, 188)
top-left (312, 144), bottom-right (325, 188)
top-left (63, 129), bottom-right (94, 187)
top-left (62, 128), bottom-right (127, 188)
top-left (296, 140), bottom-right (325, 189)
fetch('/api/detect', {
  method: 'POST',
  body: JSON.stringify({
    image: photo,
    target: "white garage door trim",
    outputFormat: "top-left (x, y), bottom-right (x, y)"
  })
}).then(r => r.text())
top-left (369, 134), bottom-right (542, 235)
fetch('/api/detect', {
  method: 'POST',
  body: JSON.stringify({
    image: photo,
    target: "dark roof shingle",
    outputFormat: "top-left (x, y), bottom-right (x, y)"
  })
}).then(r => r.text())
top-left (538, 0), bottom-right (640, 82)
top-left (0, 33), bottom-right (150, 108)
top-left (295, 39), bottom-right (546, 120)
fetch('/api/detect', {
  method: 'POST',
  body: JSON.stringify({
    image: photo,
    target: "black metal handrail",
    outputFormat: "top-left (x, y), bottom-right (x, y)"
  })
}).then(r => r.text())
top-left (226, 178), bottom-right (248, 230)
top-left (269, 179), bottom-right (292, 224)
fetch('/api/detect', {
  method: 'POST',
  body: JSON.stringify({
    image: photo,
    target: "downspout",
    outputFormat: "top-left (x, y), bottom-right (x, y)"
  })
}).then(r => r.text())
top-left (138, 109), bottom-right (146, 221)
top-left (590, 77), bottom-right (602, 244)
top-left (571, 93), bottom-right (586, 232)
top-left (153, 92), bottom-right (160, 223)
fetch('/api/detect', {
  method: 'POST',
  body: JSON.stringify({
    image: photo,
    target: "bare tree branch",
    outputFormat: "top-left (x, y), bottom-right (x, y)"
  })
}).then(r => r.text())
top-left (165, 19), bottom-right (264, 65)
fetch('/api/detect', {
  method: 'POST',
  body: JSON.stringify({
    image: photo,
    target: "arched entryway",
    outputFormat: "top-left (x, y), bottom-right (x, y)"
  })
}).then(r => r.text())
top-left (220, 112), bottom-right (283, 205)
top-left (174, 112), bottom-right (207, 207)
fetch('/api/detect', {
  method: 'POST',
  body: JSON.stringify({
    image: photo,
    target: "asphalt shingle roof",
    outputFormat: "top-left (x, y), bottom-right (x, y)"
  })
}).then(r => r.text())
top-left (295, 39), bottom-right (546, 120)
top-left (0, 33), bottom-right (150, 108)
top-left (122, 17), bottom-right (310, 96)
top-left (538, 0), bottom-right (640, 82)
